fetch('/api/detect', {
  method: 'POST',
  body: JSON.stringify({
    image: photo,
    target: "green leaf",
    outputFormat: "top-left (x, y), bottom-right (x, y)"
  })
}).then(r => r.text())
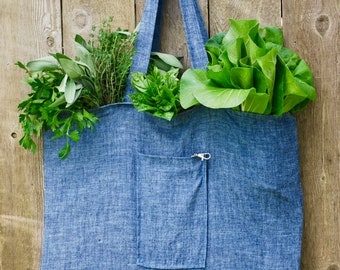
top-left (64, 79), bottom-right (77, 104)
top-left (75, 34), bottom-right (91, 51)
top-left (194, 86), bottom-right (254, 109)
top-left (187, 19), bottom-right (316, 115)
top-left (230, 67), bottom-right (254, 89)
top-left (241, 91), bottom-right (270, 114)
top-left (55, 53), bottom-right (84, 79)
top-left (19, 134), bottom-right (37, 153)
top-left (58, 142), bottom-right (71, 160)
top-left (154, 111), bottom-right (175, 121)
top-left (274, 46), bottom-right (316, 114)
top-left (293, 59), bottom-right (315, 95)
top-left (223, 19), bottom-right (259, 44)
top-left (51, 130), bottom-right (64, 140)
top-left (179, 69), bottom-right (202, 109)
top-left (205, 32), bottom-right (226, 60)
top-left (207, 64), bottom-right (231, 88)
top-left (225, 38), bottom-right (245, 65)
top-left (69, 130), bottom-right (80, 142)
top-left (129, 93), bottom-right (154, 112)
top-left (206, 51), bottom-right (233, 88)
top-left (78, 76), bottom-right (96, 94)
top-left (255, 47), bottom-right (278, 96)
top-left (83, 109), bottom-right (99, 124)
top-left (66, 89), bottom-right (82, 108)
top-left (49, 94), bottom-right (66, 108)
top-left (259, 26), bottom-right (284, 46)
top-left (75, 40), bottom-right (96, 76)
top-left (57, 75), bottom-right (68, 93)
top-left (271, 60), bottom-right (285, 115)
top-left (253, 68), bottom-right (268, 93)
top-left (180, 69), bottom-right (253, 109)
top-left (244, 36), bottom-right (268, 65)
top-left (130, 67), bottom-right (181, 121)
top-left (26, 56), bottom-right (60, 71)
top-left (16, 61), bottom-right (29, 71)
top-left (131, 72), bottom-right (149, 93)
top-left (151, 52), bottom-right (183, 69)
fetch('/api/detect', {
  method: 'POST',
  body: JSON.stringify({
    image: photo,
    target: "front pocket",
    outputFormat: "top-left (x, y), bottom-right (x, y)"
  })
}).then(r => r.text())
top-left (136, 153), bottom-right (208, 269)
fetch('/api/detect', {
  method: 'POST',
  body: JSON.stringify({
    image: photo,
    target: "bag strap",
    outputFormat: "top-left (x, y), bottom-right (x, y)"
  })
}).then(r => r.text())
top-left (179, 0), bottom-right (209, 69)
top-left (124, 0), bottom-right (208, 100)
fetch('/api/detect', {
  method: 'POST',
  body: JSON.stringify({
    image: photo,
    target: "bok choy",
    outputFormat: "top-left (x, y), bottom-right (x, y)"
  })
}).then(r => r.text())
top-left (180, 19), bottom-right (316, 115)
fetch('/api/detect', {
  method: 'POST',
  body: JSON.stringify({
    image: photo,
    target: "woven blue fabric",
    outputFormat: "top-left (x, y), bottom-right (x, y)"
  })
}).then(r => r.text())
top-left (41, 0), bottom-right (303, 269)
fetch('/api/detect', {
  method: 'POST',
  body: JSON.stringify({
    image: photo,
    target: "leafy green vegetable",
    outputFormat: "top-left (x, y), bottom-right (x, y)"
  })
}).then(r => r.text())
top-left (180, 19), bottom-right (316, 115)
top-left (180, 69), bottom-right (254, 109)
top-left (130, 67), bottom-right (182, 121)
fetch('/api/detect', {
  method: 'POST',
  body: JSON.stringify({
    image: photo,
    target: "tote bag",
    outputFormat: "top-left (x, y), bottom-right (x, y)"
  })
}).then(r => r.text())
top-left (41, 0), bottom-right (303, 269)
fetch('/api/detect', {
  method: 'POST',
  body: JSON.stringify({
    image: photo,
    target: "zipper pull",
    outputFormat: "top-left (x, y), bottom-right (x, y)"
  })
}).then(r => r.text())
top-left (191, 152), bottom-right (211, 161)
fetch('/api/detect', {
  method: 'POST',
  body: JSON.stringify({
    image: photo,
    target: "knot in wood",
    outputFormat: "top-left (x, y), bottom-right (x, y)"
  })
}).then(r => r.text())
top-left (46, 36), bottom-right (55, 47)
top-left (315, 14), bottom-right (330, 36)
top-left (73, 9), bottom-right (89, 29)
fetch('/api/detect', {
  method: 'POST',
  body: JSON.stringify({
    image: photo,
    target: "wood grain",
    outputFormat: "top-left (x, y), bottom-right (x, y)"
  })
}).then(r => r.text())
top-left (283, 0), bottom-right (340, 269)
top-left (0, 0), bottom-right (61, 269)
top-left (62, 0), bottom-right (135, 56)
top-left (208, 0), bottom-right (281, 35)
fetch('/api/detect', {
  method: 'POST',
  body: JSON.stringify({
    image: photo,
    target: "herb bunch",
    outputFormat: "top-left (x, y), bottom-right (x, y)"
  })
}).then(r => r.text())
top-left (89, 17), bottom-right (137, 104)
top-left (17, 55), bottom-right (99, 160)
top-left (17, 18), bottom-right (137, 159)
top-left (130, 52), bottom-right (184, 121)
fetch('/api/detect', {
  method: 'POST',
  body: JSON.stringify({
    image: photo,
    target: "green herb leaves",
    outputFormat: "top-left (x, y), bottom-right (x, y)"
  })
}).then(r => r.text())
top-left (180, 19), bottom-right (316, 115)
top-left (130, 67), bottom-right (182, 121)
top-left (17, 17), bottom-right (136, 159)
top-left (17, 53), bottom-right (99, 159)
top-left (89, 17), bottom-right (137, 104)
top-left (130, 52), bottom-right (183, 121)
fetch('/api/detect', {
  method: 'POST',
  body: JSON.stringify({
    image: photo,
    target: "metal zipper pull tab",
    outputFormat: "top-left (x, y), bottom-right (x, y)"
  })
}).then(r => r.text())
top-left (191, 152), bottom-right (211, 161)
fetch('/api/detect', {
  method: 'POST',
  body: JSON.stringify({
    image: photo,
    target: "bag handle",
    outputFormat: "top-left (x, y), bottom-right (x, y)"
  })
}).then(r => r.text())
top-left (124, 0), bottom-right (208, 100)
top-left (179, 0), bottom-right (209, 69)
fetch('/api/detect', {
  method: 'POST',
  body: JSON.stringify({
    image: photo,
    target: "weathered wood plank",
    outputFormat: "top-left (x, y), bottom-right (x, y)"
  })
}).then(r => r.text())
top-left (0, 0), bottom-right (61, 269)
top-left (283, 0), bottom-right (340, 269)
top-left (62, 0), bottom-right (135, 56)
top-left (208, 0), bottom-right (281, 35)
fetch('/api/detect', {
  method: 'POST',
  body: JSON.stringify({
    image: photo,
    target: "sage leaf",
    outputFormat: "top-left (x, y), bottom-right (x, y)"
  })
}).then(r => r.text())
top-left (26, 56), bottom-right (60, 71)
top-left (151, 52), bottom-right (183, 69)
top-left (75, 40), bottom-right (96, 77)
top-left (55, 53), bottom-right (84, 79)
top-left (64, 79), bottom-right (77, 104)
top-left (57, 75), bottom-right (68, 93)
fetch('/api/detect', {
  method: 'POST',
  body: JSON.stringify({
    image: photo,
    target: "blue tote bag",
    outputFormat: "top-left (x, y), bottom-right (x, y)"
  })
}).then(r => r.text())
top-left (41, 0), bottom-right (303, 269)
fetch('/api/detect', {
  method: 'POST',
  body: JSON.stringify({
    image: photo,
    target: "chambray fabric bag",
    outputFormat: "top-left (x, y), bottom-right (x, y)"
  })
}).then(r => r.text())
top-left (41, 0), bottom-right (304, 269)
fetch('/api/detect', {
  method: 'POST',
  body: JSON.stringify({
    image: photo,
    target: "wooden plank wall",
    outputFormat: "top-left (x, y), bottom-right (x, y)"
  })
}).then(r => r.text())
top-left (283, 1), bottom-right (340, 269)
top-left (0, 0), bottom-right (338, 269)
